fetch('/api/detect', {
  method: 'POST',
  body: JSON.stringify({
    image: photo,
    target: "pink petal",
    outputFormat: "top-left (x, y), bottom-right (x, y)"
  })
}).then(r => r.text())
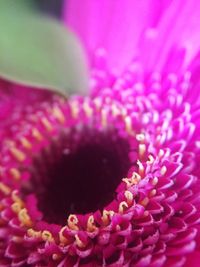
top-left (64, 0), bottom-right (200, 74)
top-left (184, 251), bottom-right (200, 267)
top-left (64, 0), bottom-right (168, 73)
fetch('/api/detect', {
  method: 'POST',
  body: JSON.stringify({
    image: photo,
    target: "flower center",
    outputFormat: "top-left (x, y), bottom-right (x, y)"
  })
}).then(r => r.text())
top-left (23, 127), bottom-right (131, 225)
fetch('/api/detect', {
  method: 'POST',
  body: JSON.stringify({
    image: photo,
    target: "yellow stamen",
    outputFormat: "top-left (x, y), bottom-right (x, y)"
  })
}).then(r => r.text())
top-left (32, 128), bottom-right (43, 141)
top-left (67, 214), bottom-right (79, 231)
top-left (12, 202), bottom-right (23, 213)
top-left (132, 172), bottom-right (141, 181)
top-left (139, 144), bottom-right (146, 158)
top-left (21, 137), bottom-right (32, 149)
top-left (59, 226), bottom-right (69, 245)
top-left (42, 230), bottom-right (54, 242)
top-left (121, 108), bottom-right (127, 117)
top-left (122, 172), bottom-right (141, 188)
top-left (149, 189), bottom-right (157, 197)
top-left (152, 177), bottom-right (158, 185)
top-left (136, 134), bottom-right (145, 142)
top-left (87, 215), bottom-right (97, 232)
top-left (41, 230), bottom-right (54, 242)
top-left (10, 168), bottom-right (21, 181)
top-left (161, 166), bottom-right (167, 175)
top-left (158, 149), bottom-right (165, 158)
top-left (125, 116), bottom-right (134, 135)
top-left (102, 210), bottom-right (114, 225)
top-left (70, 101), bottom-right (79, 118)
top-left (83, 102), bottom-right (93, 117)
top-left (101, 109), bottom-right (107, 128)
top-left (0, 182), bottom-right (11, 195)
top-left (147, 155), bottom-right (154, 164)
top-left (18, 208), bottom-right (32, 227)
top-left (124, 190), bottom-right (133, 205)
top-left (11, 191), bottom-right (24, 205)
top-left (93, 98), bottom-right (102, 110)
top-left (52, 106), bottom-right (65, 124)
top-left (111, 104), bottom-right (121, 117)
top-left (41, 118), bottom-right (53, 132)
top-left (27, 228), bottom-right (42, 239)
top-left (137, 160), bottom-right (145, 176)
top-left (118, 201), bottom-right (128, 214)
top-left (10, 147), bottom-right (26, 162)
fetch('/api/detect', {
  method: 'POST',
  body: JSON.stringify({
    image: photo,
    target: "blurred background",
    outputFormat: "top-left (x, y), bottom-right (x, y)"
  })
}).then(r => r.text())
top-left (0, 0), bottom-right (88, 95)
top-left (35, 0), bottom-right (63, 18)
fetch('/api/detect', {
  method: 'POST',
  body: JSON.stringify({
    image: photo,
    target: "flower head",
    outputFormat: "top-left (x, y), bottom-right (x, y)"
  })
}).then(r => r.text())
top-left (1, 1), bottom-right (200, 266)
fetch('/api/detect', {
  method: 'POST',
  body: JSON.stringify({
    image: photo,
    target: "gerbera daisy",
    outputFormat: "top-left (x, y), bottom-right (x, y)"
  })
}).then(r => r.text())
top-left (1, 0), bottom-right (200, 266)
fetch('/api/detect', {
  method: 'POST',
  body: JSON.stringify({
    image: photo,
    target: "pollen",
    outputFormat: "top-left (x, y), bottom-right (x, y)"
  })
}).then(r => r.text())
top-left (10, 168), bottom-right (21, 181)
top-left (20, 137), bottom-right (32, 149)
top-left (125, 116), bottom-right (135, 135)
top-left (137, 160), bottom-right (145, 176)
top-left (124, 190), bottom-right (133, 205)
top-left (147, 155), bottom-right (154, 164)
top-left (18, 208), bottom-right (33, 227)
top-left (123, 172), bottom-right (141, 188)
top-left (12, 202), bottom-right (23, 213)
top-left (0, 182), bottom-right (11, 195)
top-left (11, 191), bottom-right (24, 204)
top-left (136, 133), bottom-right (145, 142)
top-left (119, 201), bottom-right (129, 214)
top-left (149, 189), bottom-right (157, 197)
top-left (93, 97), bottom-right (102, 110)
top-left (161, 166), bottom-right (167, 175)
top-left (52, 106), bottom-right (65, 124)
top-left (87, 215), bottom-right (98, 232)
top-left (67, 214), bottom-right (79, 230)
top-left (111, 104), bottom-right (121, 117)
top-left (152, 177), bottom-right (158, 185)
top-left (10, 147), bottom-right (26, 162)
top-left (27, 228), bottom-right (42, 239)
top-left (101, 109), bottom-right (108, 128)
top-left (83, 101), bottom-right (93, 117)
top-left (59, 226), bottom-right (69, 244)
top-left (139, 143), bottom-right (146, 158)
top-left (158, 149), bottom-right (165, 158)
top-left (32, 128), bottom-right (43, 141)
top-left (42, 230), bottom-right (54, 242)
top-left (102, 210), bottom-right (114, 225)
top-left (70, 101), bottom-right (79, 118)
top-left (41, 117), bottom-right (53, 132)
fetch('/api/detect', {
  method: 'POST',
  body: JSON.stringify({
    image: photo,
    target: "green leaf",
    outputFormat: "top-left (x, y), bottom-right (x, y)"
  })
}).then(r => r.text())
top-left (0, 1), bottom-right (89, 95)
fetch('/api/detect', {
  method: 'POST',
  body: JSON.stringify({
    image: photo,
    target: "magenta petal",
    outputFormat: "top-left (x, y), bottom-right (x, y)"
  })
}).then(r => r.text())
top-left (64, 0), bottom-right (168, 73)
top-left (2, 2), bottom-right (200, 264)
top-left (134, 254), bottom-right (152, 267)
top-left (65, 0), bottom-right (200, 74)
top-left (184, 251), bottom-right (200, 267)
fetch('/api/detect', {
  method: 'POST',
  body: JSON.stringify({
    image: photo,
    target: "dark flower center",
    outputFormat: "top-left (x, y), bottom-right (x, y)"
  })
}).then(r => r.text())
top-left (24, 127), bottom-right (131, 225)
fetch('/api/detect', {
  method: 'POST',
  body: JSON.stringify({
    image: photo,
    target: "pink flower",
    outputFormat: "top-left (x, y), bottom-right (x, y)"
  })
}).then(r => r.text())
top-left (1, 1), bottom-right (200, 266)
